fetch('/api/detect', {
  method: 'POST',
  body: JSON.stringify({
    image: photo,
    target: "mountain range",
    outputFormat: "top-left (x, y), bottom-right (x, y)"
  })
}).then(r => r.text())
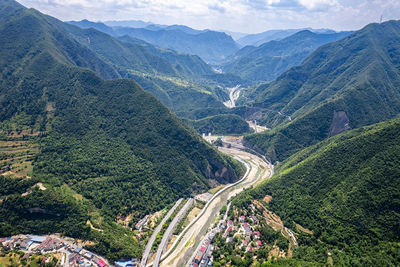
top-left (237, 27), bottom-right (338, 46)
top-left (63, 19), bottom-right (246, 123)
top-left (223, 30), bottom-right (352, 83)
top-left (104, 19), bottom-right (152, 28)
top-left (242, 20), bottom-right (400, 162)
top-left (0, 0), bottom-right (244, 260)
top-left (69, 19), bottom-right (240, 64)
top-left (2, 0), bottom-right (400, 265)
top-left (234, 117), bottom-right (400, 265)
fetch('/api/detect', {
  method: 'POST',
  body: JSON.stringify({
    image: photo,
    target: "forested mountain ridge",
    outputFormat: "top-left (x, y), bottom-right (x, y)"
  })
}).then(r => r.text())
top-left (63, 23), bottom-right (215, 79)
top-left (64, 19), bottom-right (251, 124)
top-left (243, 20), bottom-right (400, 162)
top-left (0, 0), bottom-right (245, 260)
top-left (69, 19), bottom-right (241, 64)
top-left (233, 117), bottom-right (400, 265)
top-left (64, 18), bottom-right (255, 131)
top-left (223, 30), bottom-right (352, 83)
top-left (236, 27), bottom-right (336, 46)
top-left (186, 114), bottom-right (253, 135)
top-left (0, 1), bottom-right (119, 80)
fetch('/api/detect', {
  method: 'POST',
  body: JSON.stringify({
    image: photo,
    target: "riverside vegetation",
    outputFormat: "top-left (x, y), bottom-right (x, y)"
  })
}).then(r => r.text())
top-left (1, 0), bottom-right (400, 265)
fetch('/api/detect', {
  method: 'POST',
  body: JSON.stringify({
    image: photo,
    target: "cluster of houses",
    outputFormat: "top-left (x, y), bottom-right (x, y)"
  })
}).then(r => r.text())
top-left (135, 215), bottom-right (149, 232)
top-left (220, 214), bottom-right (263, 253)
top-left (190, 230), bottom-right (215, 267)
top-left (0, 235), bottom-right (113, 267)
top-left (114, 258), bottom-right (139, 267)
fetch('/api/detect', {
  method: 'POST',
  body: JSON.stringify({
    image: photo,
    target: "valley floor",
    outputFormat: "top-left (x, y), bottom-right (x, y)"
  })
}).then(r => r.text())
top-left (158, 136), bottom-right (273, 266)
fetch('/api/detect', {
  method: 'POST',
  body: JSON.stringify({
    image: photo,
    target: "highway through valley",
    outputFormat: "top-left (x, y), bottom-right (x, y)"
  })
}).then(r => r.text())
top-left (158, 140), bottom-right (273, 266)
top-left (152, 198), bottom-right (194, 267)
top-left (140, 198), bottom-right (183, 267)
top-left (223, 85), bottom-right (241, 108)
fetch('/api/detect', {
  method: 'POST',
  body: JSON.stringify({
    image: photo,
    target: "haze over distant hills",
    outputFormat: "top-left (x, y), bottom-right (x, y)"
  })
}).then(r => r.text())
top-left (69, 19), bottom-right (240, 64)
top-left (237, 27), bottom-right (338, 47)
top-left (223, 30), bottom-right (352, 83)
top-left (64, 19), bottom-right (246, 124)
top-left (2, 0), bottom-right (400, 265)
top-left (104, 19), bottom-right (152, 28)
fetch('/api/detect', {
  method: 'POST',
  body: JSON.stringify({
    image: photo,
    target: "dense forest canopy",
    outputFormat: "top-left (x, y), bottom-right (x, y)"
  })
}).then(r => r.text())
top-left (0, 0), bottom-right (245, 260)
top-left (243, 20), bottom-right (400, 162)
top-left (233, 118), bottom-right (400, 265)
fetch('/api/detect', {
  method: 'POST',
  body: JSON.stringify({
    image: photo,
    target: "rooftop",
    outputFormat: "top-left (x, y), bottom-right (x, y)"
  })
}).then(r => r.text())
top-left (115, 260), bottom-right (134, 267)
top-left (28, 235), bottom-right (46, 243)
top-left (97, 259), bottom-right (107, 267)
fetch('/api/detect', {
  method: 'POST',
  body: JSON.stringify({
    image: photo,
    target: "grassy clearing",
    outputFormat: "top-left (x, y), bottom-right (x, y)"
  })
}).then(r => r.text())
top-left (208, 184), bottom-right (226, 194)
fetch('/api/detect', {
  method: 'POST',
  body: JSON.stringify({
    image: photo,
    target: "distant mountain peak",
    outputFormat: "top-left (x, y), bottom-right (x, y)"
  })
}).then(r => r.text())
top-left (69, 19), bottom-right (240, 64)
top-left (237, 28), bottom-right (338, 46)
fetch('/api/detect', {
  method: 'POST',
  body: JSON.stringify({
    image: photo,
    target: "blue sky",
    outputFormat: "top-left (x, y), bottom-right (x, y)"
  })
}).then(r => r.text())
top-left (19, 0), bottom-right (400, 33)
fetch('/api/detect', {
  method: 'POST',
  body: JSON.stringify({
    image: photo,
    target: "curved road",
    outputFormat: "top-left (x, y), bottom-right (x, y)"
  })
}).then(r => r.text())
top-left (223, 85), bottom-right (241, 108)
top-left (140, 198), bottom-right (183, 267)
top-left (152, 198), bottom-right (194, 267)
top-left (159, 144), bottom-right (273, 266)
top-left (146, 157), bottom-right (251, 267)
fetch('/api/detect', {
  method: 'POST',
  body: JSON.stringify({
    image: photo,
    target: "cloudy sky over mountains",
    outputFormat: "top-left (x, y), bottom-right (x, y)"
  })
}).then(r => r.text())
top-left (19, 0), bottom-right (400, 33)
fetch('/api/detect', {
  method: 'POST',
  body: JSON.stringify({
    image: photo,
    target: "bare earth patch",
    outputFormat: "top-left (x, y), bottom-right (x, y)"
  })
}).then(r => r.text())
top-left (36, 182), bottom-right (46, 190)
top-left (117, 213), bottom-right (134, 228)
top-left (253, 200), bottom-right (283, 232)
top-left (149, 210), bottom-right (165, 229)
top-left (263, 195), bottom-right (273, 203)
top-left (254, 199), bottom-right (296, 257)
top-left (186, 207), bottom-right (201, 222)
top-left (295, 223), bottom-right (313, 235)
top-left (269, 246), bottom-right (286, 259)
top-left (194, 192), bottom-right (213, 202)
top-left (87, 220), bottom-right (104, 232)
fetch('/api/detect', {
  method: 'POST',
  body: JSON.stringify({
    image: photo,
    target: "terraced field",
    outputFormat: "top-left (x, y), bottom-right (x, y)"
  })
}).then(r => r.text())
top-left (0, 138), bottom-right (39, 178)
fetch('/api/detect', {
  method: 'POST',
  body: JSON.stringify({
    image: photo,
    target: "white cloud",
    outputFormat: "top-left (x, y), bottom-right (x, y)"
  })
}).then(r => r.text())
top-left (18, 0), bottom-right (400, 33)
top-left (298, 0), bottom-right (338, 10)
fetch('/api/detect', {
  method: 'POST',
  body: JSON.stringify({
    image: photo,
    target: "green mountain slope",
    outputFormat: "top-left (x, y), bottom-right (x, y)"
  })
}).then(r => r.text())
top-left (0, 2), bottom-right (119, 80)
top-left (0, 0), bottom-right (244, 260)
top-left (65, 19), bottom-right (249, 126)
top-left (64, 25), bottom-right (215, 79)
top-left (243, 20), bottom-right (400, 162)
top-left (69, 20), bottom-right (241, 64)
top-left (186, 114), bottom-right (253, 135)
top-left (62, 21), bottom-right (231, 115)
top-left (234, 118), bottom-right (400, 265)
top-left (223, 30), bottom-right (351, 83)
top-left (65, 19), bottom-right (255, 133)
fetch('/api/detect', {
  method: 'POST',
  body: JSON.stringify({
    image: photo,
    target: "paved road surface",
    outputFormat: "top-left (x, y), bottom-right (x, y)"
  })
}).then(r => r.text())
top-left (285, 227), bottom-right (298, 248)
top-left (224, 85), bottom-right (241, 108)
top-left (140, 198), bottom-right (183, 267)
top-left (152, 198), bottom-right (194, 267)
top-left (161, 144), bottom-right (272, 266)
